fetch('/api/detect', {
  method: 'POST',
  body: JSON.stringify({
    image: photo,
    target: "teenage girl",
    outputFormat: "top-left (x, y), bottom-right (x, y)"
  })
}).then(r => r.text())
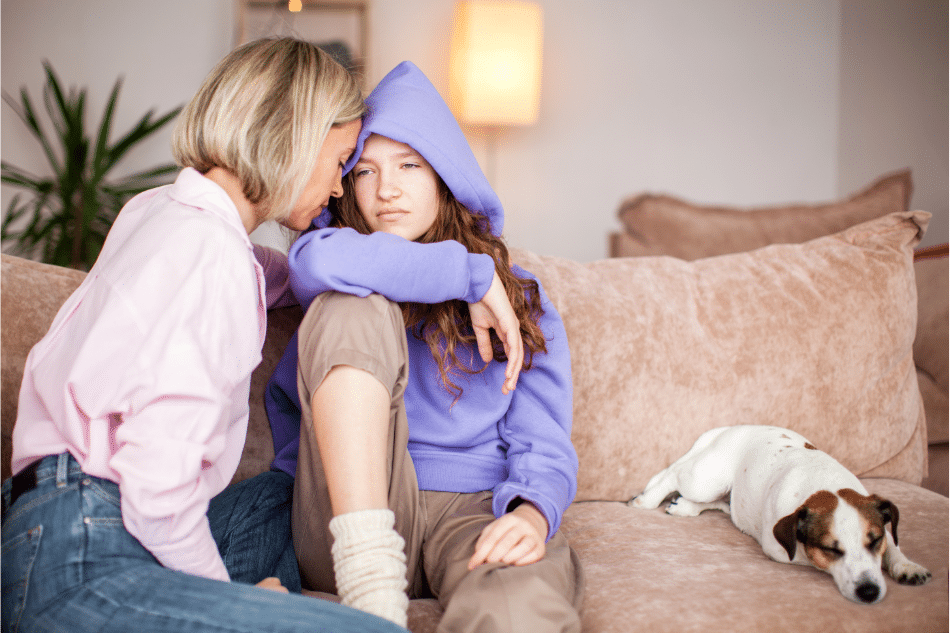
top-left (266, 61), bottom-right (583, 632)
top-left (1, 38), bottom-right (402, 633)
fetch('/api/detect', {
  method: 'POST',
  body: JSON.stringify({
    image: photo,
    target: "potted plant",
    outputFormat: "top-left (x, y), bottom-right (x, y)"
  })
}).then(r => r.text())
top-left (1, 62), bottom-right (182, 270)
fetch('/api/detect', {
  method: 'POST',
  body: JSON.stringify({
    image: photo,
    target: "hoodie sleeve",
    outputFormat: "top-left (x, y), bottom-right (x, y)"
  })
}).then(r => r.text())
top-left (493, 268), bottom-right (577, 539)
top-left (288, 227), bottom-right (496, 308)
top-left (491, 269), bottom-right (577, 541)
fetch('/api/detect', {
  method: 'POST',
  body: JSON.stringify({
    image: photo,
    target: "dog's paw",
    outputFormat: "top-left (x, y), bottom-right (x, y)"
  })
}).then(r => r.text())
top-left (891, 561), bottom-right (932, 586)
top-left (666, 497), bottom-right (701, 517)
top-left (627, 495), bottom-right (655, 510)
top-left (666, 497), bottom-right (729, 517)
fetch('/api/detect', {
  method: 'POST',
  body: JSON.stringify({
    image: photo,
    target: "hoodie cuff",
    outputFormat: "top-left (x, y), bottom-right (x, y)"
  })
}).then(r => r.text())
top-left (466, 253), bottom-right (496, 303)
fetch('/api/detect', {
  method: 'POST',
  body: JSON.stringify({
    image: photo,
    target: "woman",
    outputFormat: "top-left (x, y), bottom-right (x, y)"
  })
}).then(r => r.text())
top-left (1, 38), bottom-right (402, 633)
top-left (267, 61), bottom-right (583, 632)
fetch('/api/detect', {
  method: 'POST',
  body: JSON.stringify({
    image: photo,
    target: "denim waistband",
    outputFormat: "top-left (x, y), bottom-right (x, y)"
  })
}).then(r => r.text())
top-left (2, 453), bottom-right (84, 521)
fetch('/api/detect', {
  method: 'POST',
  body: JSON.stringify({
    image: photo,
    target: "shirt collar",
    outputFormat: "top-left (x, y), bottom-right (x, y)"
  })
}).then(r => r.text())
top-left (167, 167), bottom-right (254, 250)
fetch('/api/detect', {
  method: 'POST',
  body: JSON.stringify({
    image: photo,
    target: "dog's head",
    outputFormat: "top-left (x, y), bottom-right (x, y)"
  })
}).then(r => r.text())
top-left (773, 489), bottom-right (898, 604)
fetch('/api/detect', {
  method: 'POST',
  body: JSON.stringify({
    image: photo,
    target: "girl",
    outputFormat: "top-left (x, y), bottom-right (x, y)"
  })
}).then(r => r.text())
top-left (266, 61), bottom-right (583, 632)
top-left (1, 39), bottom-right (402, 633)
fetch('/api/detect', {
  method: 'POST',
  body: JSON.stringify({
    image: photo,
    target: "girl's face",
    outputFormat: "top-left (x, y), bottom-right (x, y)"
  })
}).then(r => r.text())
top-left (281, 119), bottom-right (362, 232)
top-left (351, 134), bottom-right (440, 242)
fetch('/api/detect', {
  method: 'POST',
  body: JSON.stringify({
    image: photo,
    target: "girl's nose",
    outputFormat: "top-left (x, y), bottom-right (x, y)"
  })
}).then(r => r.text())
top-left (378, 174), bottom-right (399, 200)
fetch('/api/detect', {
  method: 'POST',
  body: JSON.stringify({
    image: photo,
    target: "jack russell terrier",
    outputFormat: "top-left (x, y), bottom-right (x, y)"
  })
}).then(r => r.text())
top-left (629, 425), bottom-right (931, 604)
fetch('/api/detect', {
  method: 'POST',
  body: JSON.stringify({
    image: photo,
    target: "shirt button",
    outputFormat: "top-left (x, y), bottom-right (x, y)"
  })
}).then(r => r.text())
top-left (84, 517), bottom-right (91, 524)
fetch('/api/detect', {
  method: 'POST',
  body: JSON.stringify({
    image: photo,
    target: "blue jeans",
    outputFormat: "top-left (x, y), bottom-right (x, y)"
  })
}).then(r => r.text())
top-left (207, 469), bottom-right (302, 593)
top-left (1, 453), bottom-right (403, 633)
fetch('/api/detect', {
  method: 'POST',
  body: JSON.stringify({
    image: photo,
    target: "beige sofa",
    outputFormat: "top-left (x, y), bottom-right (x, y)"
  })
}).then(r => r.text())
top-left (2, 205), bottom-right (947, 632)
top-left (609, 170), bottom-right (948, 499)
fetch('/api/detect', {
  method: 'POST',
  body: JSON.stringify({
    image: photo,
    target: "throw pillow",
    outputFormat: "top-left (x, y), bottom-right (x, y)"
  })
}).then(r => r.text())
top-left (512, 210), bottom-right (928, 502)
top-left (613, 170), bottom-right (912, 260)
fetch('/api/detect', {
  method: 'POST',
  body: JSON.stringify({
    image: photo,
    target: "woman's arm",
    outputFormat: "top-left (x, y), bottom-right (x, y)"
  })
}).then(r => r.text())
top-left (104, 240), bottom-right (263, 582)
top-left (253, 243), bottom-right (296, 309)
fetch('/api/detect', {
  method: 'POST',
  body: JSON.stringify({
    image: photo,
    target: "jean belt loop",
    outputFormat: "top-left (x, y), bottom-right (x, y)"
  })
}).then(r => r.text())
top-left (56, 452), bottom-right (70, 487)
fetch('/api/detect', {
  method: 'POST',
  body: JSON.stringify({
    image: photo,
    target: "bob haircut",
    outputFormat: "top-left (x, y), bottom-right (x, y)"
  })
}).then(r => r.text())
top-left (172, 37), bottom-right (365, 223)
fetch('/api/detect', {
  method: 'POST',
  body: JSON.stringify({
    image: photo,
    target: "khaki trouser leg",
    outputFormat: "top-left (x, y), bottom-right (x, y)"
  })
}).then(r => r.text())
top-left (422, 491), bottom-right (585, 633)
top-left (291, 292), bottom-right (584, 632)
top-left (291, 292), bottom-right (424, 595)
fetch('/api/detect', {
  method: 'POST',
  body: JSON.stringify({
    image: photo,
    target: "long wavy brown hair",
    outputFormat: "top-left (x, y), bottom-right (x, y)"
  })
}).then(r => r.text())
top-left (329, 171), bottom-right (547, 397)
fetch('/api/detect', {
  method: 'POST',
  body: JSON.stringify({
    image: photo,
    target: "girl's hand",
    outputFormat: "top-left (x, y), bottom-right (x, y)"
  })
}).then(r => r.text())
top-left (468, 271), bottom-right (524, 394)
top-left (468, 502), bottom-right (548, 570)
top-left (255, 577), bottom-right (289, 593)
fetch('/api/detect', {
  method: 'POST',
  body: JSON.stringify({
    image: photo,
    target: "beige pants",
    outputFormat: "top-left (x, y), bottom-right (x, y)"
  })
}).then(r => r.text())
top-left (292, 292), bottom-right (584, 633)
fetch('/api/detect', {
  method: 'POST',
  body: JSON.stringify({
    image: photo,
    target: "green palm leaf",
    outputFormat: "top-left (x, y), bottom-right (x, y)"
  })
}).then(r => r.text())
top-left (2, 61), bottom-right (182, 269)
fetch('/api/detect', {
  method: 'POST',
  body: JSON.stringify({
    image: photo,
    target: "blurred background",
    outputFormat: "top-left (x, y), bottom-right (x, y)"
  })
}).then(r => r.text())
top-left (2, 0), bottom-right (946, 262)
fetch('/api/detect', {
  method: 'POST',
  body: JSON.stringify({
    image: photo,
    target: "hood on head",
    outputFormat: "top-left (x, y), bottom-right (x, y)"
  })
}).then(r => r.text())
top-left (336, 61), bottom-right (504, 236)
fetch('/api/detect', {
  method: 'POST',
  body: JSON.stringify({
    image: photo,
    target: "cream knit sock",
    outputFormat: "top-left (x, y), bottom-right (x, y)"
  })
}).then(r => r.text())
top-left (329, 509), bottom-right (409, 628)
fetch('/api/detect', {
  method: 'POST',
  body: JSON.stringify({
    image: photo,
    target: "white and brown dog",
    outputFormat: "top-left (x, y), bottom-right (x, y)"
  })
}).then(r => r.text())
top-left (629, 425), bottom-right (931, 604)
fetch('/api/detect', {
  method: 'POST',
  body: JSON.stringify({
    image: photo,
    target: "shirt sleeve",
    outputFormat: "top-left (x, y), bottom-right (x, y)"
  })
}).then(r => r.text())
top-left (491, 269), bottom-right (577, 541)
top-left (253, 243), bottom-right (296, 309)
top-left (101, 238), bottom-right (261, 581)
top-left (287, 227), bottom-right (496, 308)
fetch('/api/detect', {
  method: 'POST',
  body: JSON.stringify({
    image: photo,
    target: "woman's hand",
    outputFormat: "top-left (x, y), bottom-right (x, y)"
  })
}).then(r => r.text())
top-left (255, 577), bottom-right (289, 593)
top-left (467, 502), bottom-right (548, 570)
top-left (468, 271), bottom-right (524, 394)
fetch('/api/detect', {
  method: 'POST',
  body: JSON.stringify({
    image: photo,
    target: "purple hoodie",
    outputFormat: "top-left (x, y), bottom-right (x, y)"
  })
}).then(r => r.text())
top-left (265, 62), bottom-right (577, 539)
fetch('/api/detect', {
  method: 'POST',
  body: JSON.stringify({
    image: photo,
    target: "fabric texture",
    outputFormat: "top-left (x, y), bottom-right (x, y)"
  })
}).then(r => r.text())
top-left (207, 469), bottom-right (302, 592)
top-left (613, 170), bottom-right (912, 260)
top-left (330, 509), bottom-right (410, 628)
top-left (511, 210), bottom-right (929, 501)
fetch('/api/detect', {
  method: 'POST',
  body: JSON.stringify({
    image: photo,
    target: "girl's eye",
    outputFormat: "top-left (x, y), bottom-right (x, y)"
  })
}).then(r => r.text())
top-left (354, 168), bottom-right (371, 177)
top-left (402, 162), bottom-right (420, 170)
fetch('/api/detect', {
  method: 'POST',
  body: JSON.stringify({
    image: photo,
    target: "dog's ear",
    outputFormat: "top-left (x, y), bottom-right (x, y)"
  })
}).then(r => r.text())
top-left (773, 506), bottom-right (808, 561)
top-left (871, 495), bottom-right (900, 546)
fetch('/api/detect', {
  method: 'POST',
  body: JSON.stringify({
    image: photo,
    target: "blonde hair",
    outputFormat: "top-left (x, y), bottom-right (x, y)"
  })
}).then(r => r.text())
top-left (172, 38), bottom-right (365, 222)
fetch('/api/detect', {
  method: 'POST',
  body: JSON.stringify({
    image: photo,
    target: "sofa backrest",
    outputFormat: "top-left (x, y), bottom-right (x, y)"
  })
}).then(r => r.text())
top-left (1, 211), bottom-right (927, 501)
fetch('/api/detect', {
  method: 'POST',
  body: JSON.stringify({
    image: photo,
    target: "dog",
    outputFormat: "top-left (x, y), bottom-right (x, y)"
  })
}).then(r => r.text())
top-left (628, 425), bottom-right (931, 604)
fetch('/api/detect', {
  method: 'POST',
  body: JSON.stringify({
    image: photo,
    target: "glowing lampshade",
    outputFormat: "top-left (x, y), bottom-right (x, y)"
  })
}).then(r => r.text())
top-left (450, 1), bottom-right (543, 126)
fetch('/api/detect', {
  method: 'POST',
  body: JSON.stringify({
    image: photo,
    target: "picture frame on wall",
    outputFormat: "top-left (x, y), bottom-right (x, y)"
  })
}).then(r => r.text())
top-left (235, 0), bottom-right (368, 84)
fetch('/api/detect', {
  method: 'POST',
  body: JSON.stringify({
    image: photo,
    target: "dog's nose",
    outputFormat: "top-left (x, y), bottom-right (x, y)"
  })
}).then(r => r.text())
top-left (856, 581), bottom-right (880, 603)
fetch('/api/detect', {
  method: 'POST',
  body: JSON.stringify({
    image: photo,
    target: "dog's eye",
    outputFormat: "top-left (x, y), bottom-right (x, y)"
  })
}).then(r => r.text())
top-left (820, 545), bottom-right (843, 559)
top-left (868, 535), bottom-right (883, 551)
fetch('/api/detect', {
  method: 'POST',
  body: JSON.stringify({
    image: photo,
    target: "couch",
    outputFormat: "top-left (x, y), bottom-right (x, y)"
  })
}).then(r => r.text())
top-left (2, 198), bottom-right (947, 632)
top-left (609, 170), bottom-right (948, 499)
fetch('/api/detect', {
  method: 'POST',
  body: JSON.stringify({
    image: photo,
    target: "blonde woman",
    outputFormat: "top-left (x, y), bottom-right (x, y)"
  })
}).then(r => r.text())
top-left (1, 39), bottom-right (401, 633)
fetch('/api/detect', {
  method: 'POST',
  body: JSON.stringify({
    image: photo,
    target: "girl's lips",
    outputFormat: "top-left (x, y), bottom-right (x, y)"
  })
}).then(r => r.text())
top-left (377, 209), bottom-right (408, 221)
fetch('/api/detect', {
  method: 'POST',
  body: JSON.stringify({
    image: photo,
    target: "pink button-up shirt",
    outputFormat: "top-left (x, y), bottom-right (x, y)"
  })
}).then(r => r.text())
top-left (11, 168), bottom-right (290, 582)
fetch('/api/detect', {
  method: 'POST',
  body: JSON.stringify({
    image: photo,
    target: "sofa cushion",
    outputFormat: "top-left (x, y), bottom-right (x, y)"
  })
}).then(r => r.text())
top-left (511, 211), bottom-right (928, 502)
top-left (913, 252), bottom-right (949, 444)
top-left (560, 479), bottom-right (947, 633)
top-left (1, 255), bottom-right (88, 481)
top-left (613, 170), bottom-right (912, 260)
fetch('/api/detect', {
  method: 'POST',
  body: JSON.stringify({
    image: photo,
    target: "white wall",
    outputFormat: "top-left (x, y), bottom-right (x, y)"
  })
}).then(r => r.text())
top-left (2, 0), bottom-right (945, 262)
top-left (838, 0), bottom-right (948, 249)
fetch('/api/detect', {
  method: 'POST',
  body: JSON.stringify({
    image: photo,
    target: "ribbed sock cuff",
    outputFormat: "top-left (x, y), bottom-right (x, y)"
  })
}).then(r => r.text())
top-left (329, 509), bottom-right (409, 628)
